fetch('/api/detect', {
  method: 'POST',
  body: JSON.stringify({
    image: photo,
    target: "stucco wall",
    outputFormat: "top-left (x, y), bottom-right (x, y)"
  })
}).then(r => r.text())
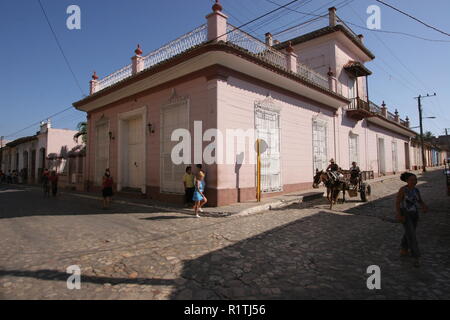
top-left (86, 76), bottom-right (215, 196)
top-left (335, 42), bottom-right (368, 101)
top-left (216, 75), bottom-right (336, 196)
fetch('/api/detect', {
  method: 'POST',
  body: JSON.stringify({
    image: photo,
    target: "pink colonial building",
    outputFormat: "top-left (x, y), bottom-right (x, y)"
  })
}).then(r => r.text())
top-left (74, 2), bottom-right (421, 206)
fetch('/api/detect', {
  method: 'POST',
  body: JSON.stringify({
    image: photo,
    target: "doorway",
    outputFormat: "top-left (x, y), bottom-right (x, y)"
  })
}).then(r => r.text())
top-left (118, 109), bottom-right (146, 193)
top-left (377, 137), bottom-right (386, 175)
top-left (404, 142), bottom-right (410, 170)
top-left (125, 117), bottom-right (144, 189)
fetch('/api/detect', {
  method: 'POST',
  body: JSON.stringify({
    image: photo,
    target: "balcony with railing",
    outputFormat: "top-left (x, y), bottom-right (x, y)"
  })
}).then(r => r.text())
top-left (368, 100), bottom-right (411, 128)
top-left (226, 24), bottom-right (329, 89)
top-left (346, 97), bottom-right (372, 120)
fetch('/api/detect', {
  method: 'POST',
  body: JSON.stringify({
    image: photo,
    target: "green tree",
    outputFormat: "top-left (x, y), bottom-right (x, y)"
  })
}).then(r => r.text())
top-left (74, 121), bottom-right (87, 144)
top-left (416, 131), bottom-right (434, 141)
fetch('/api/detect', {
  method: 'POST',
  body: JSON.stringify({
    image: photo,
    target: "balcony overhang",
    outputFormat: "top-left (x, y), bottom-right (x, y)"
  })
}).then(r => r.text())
top-left (74, 43), bottom-right (349, 113)
top-left (344, 61), bottom-right (372, 77)
top-left (346, 108), bottom-right (374, 121)
top-left (346, 97), bottom-right (374, 121)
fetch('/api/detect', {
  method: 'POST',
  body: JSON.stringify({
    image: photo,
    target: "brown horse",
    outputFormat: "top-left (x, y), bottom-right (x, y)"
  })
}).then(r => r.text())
top-left (313, 170), bottom-right (347, 209)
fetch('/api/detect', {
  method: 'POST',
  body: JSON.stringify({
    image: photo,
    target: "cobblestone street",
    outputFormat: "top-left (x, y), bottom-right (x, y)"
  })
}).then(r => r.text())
top-left (0, 169), bottom-right (449, 300)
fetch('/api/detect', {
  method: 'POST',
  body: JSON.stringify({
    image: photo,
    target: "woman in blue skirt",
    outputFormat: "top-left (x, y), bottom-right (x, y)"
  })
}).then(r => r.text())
top-left (193, 171), bottom-right (207, 217)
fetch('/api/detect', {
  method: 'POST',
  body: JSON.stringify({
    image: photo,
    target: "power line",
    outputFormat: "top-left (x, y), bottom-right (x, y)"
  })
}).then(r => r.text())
top-left (263, 0), bottom-right (446, 135)
top-left (241, 0), bottom-right (309, 36)
top-left (37, 0), bottom-right (86, 97)
top-left (223, 0), bottom-right (301, 35)
top-left (261, 0), bottom-right (354, 38)
top-left (3, 0), bottom-right (352, 140)
top-left (375, 0), bottom-right (450, 37)
top-left (266, 0), bottom-right (450, 43)
top-left (4, 106), bottom-right (73, 138)
top-left (3, 1), bottom-right (88, 140)
top-left (347, 5), bottom-right (450, 125)
top-left (264, 0), bottom-right (336, 36)
top-left (346, 22), bottom-right (450, 43)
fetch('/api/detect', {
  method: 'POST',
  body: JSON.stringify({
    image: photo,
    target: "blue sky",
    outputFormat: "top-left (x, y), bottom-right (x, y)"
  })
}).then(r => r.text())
top-left (1, 0), bottom-right (449, 141)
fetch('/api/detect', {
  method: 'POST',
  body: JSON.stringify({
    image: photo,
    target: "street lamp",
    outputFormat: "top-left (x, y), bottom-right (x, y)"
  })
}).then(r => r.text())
top-left (410, 117), bottom-right (436, 129)
top-left (414, 93), bottom-right (437, 172)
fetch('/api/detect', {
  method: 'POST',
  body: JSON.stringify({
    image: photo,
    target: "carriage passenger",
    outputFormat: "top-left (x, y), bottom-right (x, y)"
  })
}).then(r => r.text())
top-left (326, 159), bottom-right (343, 181)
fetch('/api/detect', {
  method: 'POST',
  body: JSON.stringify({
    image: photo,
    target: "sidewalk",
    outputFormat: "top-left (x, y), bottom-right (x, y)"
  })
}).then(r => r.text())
top-left (9, 168), bottom-right (437, 218)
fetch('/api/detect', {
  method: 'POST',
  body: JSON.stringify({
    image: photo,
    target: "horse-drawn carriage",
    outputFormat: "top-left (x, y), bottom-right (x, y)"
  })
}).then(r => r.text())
top-left (313, 169), bottom-right (372, 209)
top-left (340, 170), bottom-right (372, 202)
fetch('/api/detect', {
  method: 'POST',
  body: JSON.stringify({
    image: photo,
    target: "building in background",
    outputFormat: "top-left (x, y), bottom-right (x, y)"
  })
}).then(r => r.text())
top-left (0, 120), bottom-right (84, 185)
top-left (73, 2), bottom-right (443, 206)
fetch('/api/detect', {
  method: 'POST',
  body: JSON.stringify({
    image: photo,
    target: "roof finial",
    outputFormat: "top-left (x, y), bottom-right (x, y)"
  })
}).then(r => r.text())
top-left (381, 100), bottom-right (386, 107)
top-left (286, 41), bottom-right (294, 53)
top-left (135, 44), bottom-right (143, 56)
top-left (92, 71), bottom-right (99, 80)
top-left (327, 67), bottom-right (334, 77)
top-left (212, 0), bottom-right (223, 12)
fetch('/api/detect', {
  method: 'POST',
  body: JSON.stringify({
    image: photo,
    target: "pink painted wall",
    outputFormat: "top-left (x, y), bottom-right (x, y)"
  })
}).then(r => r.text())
top-left (216, 75), bottom-right (336, 191)
top-left (291, 34), bottom-right (369, 101)
top-left (47, 128), bottom-right (79, 156)
top-left (365, 122), bottom-right (410, 174)
top-left (291, 36), bottom-right (336, 77)
top-left (87, 76), bottom-right (216, 190)
top-left (334, 42), bottom-right (368, 100)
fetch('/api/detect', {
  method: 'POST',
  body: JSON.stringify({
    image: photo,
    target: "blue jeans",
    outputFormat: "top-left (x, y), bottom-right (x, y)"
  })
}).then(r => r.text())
top-left (401, 210), bottom-right (420, 258)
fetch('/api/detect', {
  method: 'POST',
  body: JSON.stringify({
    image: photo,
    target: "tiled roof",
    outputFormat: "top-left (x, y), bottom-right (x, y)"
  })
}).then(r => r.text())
top-left (343, 60), bottom-right (372, 76)
top-left (5, 135), bottom-right (37, 148)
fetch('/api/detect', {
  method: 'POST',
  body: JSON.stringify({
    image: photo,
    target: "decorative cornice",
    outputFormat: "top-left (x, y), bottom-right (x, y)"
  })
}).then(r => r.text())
top-left (255, 95), bottom-right (281, 113)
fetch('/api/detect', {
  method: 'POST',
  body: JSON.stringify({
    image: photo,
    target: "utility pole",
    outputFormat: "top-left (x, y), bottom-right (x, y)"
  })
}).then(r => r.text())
top-left (445, 128), bottom-right (450, 164)
top-left (414, 93), bottom-right (436, 172)
top-left (0, 136), bottom-right (3, 172)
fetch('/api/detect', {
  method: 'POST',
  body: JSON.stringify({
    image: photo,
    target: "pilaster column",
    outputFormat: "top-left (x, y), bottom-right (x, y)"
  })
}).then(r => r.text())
top-left (89, 72), bottom-right (99, 95)
top-left (131, 44), bottom-right (144, 75)
top-left (286, 42), bottom-right (297, 73)
top-left (206, 0), bottom-right (228, 42)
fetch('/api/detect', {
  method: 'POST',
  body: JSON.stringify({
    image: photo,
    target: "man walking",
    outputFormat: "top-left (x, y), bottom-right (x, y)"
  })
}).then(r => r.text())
top-left (183, 166), bottom-right (195, 207)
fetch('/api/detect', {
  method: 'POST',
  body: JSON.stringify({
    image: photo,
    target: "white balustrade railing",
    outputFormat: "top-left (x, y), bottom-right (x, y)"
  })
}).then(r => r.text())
top-left (142, 24), bottom-right (207, 69)
top-left (96, 24), bottom-right (207, 92)
top-left (296, 62), bottom-right (329, 89)
top-left (227, 24), bottom-right (329, 89)
top-left (95, 22), bottom-right (332, 93)
top-left (226, 24), bottom-right (288, 70)
top-left (97, 64), bottom-right (132, 91)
